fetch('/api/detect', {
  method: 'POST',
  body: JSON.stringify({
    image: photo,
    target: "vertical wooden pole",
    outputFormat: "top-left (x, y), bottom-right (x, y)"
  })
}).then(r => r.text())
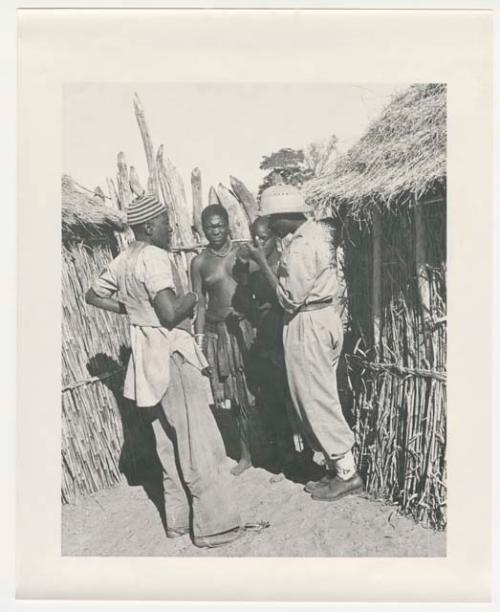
top-left (208, 186), bottom-right (220, 206)
top-left (116, 152), bottom-right (132, 211)
top-left (372, 206), bottom-right (383, 357)
top-left (106, 177), bottom-right (120, 210)
top-left (216, 183), bottom-right (251, 241)
top-left (230, 175), bottom-right (258, 222)
top-left (415, 201), bottom-right (433, 363)
top-left (129, 166), bottom-right (145, 198)
top-left (156, 145), bottom-right (194, 247)
top-left (191, 167), bottom-right (204, 238)
top-left (133, 93), bottom-right (160, 197)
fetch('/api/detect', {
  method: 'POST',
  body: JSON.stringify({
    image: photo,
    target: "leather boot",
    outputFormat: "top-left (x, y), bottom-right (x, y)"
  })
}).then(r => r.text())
top-left (304, 473), bottom-right (333, 494)
top-left (310, 473), bottom-right (364, 502)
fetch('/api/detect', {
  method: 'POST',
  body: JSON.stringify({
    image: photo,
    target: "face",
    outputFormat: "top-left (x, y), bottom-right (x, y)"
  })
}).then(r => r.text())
top-left (203, 214), bottom-right (230, 247)
top-left (252, 222), bottom-right (275, 255)
top-left (268, 214), bottom-right (295, 238)
top-left (149, 212), bottom-right (173, 250)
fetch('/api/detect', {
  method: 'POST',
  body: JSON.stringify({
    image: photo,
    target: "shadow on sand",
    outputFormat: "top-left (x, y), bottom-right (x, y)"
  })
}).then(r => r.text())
top-left (86, 349), bottom-right (168, 532)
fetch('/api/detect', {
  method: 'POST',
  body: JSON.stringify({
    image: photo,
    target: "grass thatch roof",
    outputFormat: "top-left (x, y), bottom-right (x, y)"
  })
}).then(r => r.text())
top-left (306, 84), bottom-right (446, 218)
top-left (62, 175), bottom-right (127, 244)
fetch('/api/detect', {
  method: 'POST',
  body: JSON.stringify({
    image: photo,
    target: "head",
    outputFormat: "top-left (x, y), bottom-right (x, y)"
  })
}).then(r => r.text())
top-left (127, 195), bottom-right (173, 250)
top-left (259, 184), bottom-right (309, 237)
top-left (268, 213), bottom-right (306, 238)
top-left (251, 216), bottom-right (276, 256)
top-left (201, 204), bottom-right (230, 248)
top-left (132, 211), bottom-right (173, 250)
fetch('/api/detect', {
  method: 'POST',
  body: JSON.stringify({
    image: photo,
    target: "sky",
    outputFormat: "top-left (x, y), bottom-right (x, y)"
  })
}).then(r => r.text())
top-left (63, 82), bottom-right (408, 201)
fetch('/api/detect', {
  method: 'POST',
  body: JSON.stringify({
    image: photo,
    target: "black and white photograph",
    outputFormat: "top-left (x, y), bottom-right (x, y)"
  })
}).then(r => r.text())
top-left (61, 81), bottom-right (447, 558)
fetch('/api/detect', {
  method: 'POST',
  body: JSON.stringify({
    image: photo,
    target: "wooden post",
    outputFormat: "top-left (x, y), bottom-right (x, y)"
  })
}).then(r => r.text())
top-left (116, 152), bottom-right (132, 211)
top-left (106, 178), bottom-right (120, 210)
top-left (129, 166), bottom-right (145, 198)
top-left (208, 186), bottom-right (220, 206)
top-left (133, 93), bottom-right (160, 197)
top-left (372, 206), bottom-right (383, 357)
top-left (415, 200), bottom-right (433, 362)
top-left (230, 175), bottom-right (258, 222)
top-left (156, 145), bottom-right (194, 247)
top-left (216, 183), bottom-right (251, 241)
top-left (191, 167), bottom-right (204, 238)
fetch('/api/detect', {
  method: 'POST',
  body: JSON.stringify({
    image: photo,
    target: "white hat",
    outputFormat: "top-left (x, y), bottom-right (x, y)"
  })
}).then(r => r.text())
top-left (259, 184), bottom-right (309, 216)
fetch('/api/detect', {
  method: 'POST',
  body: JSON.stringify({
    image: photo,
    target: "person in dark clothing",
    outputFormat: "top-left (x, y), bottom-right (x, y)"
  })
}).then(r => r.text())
top-left (246, 217), bottom-right (297, 482)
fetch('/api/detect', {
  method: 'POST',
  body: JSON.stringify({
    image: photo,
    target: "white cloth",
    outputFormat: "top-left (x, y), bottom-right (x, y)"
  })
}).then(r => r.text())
top-left (276, 218), bottom-right (344, 313)
top-left (92, 241), bottom-right (211, 407)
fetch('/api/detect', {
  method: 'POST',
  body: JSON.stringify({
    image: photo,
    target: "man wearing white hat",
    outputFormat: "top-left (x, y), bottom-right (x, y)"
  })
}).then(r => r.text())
top-left (244, 185), bottom-right (363, 501)
top-left (86, 194), bottom-right (242, 547)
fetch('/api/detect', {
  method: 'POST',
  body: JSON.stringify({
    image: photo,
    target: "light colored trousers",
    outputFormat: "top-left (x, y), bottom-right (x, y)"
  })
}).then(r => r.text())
top-left (149, 353), bottom-right (240, 538)
top-left (283, 305), bottom-right (355, 461)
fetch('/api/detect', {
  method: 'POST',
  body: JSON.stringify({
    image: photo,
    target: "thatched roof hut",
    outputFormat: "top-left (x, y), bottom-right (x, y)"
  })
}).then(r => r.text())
top-left (61, 175), bottom-right (134, 504)
top-left (62, 174), bottom-right (127, 245)
top-left (305, 84), bottom-right (447, 530)
top-left (306, 83), bottom-right (446, 218)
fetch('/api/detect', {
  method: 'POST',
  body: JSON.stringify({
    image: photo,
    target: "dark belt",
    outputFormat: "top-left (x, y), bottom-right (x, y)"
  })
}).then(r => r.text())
top-left (296, 300), bottom-right (333, 313)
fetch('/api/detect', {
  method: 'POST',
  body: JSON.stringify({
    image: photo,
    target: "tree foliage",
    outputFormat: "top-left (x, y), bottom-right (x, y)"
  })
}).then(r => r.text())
top-left (258, 136), bottom-right (338, 197)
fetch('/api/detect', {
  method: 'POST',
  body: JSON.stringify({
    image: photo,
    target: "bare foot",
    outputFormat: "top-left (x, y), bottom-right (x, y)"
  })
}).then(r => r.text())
top-left (231, 458), bottom-right (252, 476)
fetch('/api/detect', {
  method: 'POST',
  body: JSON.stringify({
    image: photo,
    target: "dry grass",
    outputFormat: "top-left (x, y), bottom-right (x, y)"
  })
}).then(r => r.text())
top-left (342, 203), bottom-right (446, 530)
top-left (306, 84), bottom-right (446, 219)
top-left (62, 243), bottom-right (130, 502)
top-left (62, 175), bottom-right (127, 244)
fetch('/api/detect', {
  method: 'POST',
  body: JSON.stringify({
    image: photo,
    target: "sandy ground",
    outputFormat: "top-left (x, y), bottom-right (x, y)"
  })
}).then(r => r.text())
top-left (62, 458), bottom-right (445, 557)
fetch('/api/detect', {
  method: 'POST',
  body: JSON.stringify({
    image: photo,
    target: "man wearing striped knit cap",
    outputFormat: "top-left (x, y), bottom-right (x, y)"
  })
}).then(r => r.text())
top-left (86, 194), bottom-right (243, 548)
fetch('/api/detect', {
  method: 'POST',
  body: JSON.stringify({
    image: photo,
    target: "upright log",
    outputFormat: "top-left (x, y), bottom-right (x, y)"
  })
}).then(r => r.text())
top-left (415, 201), bottom-right (433, 362)
top-left (216, 183), bottom-right (251, 241)
top-left (133, 93), bottom-right (160, 197)
top-left (116, 152), bottom-right (132, 211)
top-left (106, 177), bottom-right (120, 210)
top-left (208, 186), bottom-right (220, 206)
top-left (372, 207), bottom-right (383, 356)
top-left (129, 166), bottom-right (145, 198)
top-left (156, 145), bottom-right (194, 247)
top-left (191, 167), bottom-right (204, 238)
top-left (230, 175), bottom-right (258, 222)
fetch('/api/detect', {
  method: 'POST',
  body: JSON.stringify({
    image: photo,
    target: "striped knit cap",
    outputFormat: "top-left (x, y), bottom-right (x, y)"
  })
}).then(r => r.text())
top-left (126, 194), bottom-right (167, 226)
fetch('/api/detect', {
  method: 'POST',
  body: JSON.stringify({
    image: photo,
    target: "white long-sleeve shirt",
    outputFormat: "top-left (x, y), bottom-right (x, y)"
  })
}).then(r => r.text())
top-left (276, 219), bottom-right (344, 314)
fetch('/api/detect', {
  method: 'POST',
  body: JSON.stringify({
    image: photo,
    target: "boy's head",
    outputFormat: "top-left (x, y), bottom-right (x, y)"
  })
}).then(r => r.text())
top-left (201, 204), bottom-right (230, 247)
top-left (127, 195), bottom-right (173, 250)
top-left (251, 216), bottom-right (276, 256)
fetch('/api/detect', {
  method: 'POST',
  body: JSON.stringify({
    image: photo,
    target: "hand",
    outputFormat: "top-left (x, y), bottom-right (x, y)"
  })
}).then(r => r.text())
top-left (237, 243), bottom-right (251, 263)
top-left (187, 292), bottom-right (199, 319)
top-left (246, 243), bottom-right (266, 264)
top-left (213, 388), bottom-right (225, 410)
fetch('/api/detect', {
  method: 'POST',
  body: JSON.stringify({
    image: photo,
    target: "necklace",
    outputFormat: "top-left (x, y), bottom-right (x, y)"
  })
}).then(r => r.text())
top-left (207, 240), bottom-right (232, 258)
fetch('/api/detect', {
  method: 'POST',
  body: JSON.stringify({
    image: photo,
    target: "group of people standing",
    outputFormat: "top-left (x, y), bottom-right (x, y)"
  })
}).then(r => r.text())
top-left (86, 184), bottom-right (362, 549)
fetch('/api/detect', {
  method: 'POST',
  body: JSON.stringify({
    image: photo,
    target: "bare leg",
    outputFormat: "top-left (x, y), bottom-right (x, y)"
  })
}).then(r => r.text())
top-left (231, 412), bottom-right (252, 476)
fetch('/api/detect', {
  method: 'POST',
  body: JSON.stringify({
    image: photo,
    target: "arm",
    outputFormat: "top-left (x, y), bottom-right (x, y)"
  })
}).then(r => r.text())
top-left (85, 288), bottom-right (126, 314)
top-left (86, 261), bottom-right (126, 314)
top-left (153, 288), bottom-right (198, 331)
top-left (190, 255), bottom-right (206, 337)
top-left (242, 244), bottom-right (279, 291)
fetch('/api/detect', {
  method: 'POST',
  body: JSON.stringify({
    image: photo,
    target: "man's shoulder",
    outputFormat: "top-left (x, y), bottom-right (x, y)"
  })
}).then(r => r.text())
top-left (140, 244), bottom-right (171, 260)
top-left (296, 218), bottom-right (332, 244)
top-left (138, 245), bottom-right (175, 274)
